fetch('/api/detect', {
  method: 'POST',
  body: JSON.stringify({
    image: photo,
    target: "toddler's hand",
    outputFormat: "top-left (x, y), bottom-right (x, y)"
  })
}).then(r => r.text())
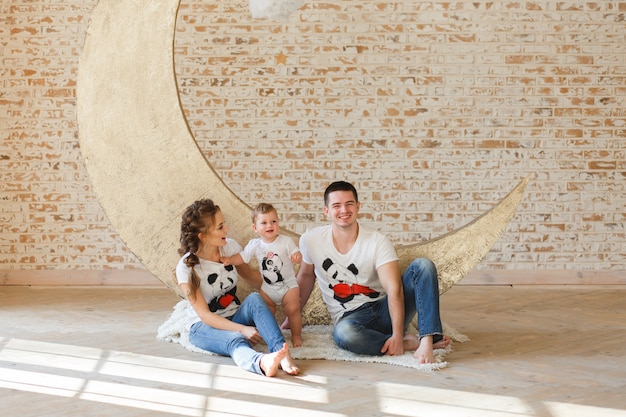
top-left (220, 257), bottom-right (231, 266)
top-left (290, 251), bottom-right (302, 264)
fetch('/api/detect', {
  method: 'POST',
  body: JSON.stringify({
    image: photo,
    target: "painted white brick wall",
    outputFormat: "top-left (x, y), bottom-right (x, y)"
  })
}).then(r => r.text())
top-left (0, 0), bottom-right (624, 283)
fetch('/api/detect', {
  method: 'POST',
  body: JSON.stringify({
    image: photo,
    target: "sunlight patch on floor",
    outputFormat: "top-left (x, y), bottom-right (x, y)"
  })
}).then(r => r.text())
top-left (0, 338), bottom-right (104, 372)
top-left (376, 383), bottom-right (626, 417)
top-left (1, 368), bottom-right (85, 398)
top-left (545, 402), bottom-right (626, 417)
top-left (0, 337), bottom-right (335, 416)
top-left (4, 337), bottom-right (624, 417)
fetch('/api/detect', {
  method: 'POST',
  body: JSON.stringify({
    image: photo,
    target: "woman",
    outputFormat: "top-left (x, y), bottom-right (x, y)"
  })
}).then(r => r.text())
top-left (176, 198), bottom-right (299, 377)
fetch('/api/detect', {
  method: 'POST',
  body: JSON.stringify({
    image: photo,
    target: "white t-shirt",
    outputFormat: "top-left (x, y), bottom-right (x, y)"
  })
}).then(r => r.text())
top-left (176, 238), bottom-right (242, 329)
top-left (299, 224), bottom-right (398, 324)
top-left (240, 234), bottom-right (299, 286)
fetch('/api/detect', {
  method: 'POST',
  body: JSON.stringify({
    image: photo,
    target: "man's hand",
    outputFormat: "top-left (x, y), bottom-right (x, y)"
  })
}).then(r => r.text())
top-left (381, 334), bottom-right (404, 356)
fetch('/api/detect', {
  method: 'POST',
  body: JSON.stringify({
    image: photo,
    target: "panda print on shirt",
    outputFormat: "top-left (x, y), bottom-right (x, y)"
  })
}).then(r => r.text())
top-left (205, 264), bottom-right (240, 317)
top-left (261, 252), bottom-right (284, 285)
top-left (322, 257), bottom-right (380, 308)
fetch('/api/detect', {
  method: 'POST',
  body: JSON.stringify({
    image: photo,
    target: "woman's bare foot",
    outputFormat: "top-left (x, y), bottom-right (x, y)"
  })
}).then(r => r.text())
top-left (291, 334), bottom-right (303, 348)
top-left (260, 343), bottom-right (300, 377)
top-left (280, 350), bottom-right (300, 375)
top-left (260, 343), bottom-right (288, 377)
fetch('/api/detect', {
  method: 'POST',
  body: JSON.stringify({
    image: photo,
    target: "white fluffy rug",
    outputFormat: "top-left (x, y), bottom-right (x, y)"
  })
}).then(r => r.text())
top-left (157, 300), bottom-right (468, 372)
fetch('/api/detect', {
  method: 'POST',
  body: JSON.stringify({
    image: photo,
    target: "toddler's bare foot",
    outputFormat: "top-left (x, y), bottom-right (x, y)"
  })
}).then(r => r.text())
top-left (260, 343), bottom-right (288, 377)
top-left (291, 334), bottom-right (303, 348)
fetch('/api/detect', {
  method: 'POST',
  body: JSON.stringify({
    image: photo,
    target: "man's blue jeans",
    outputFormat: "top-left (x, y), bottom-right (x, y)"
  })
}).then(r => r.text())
top-left (189, 292), bottom-right (286, 374)
top-left (332, 258), bottom-right (443, 356)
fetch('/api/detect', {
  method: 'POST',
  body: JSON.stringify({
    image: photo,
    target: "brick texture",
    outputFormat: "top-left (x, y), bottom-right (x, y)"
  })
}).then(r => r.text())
top-left (1, 1), bottom-right (625, 282)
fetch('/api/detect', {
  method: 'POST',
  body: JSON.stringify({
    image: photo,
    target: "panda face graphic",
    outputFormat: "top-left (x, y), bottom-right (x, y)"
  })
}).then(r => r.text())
top-left (205, 264), bottom-right (240, 313)
top-left (261, 252), bottom-right (284, 285)
top-left (207, 264), bottom-right (236, 289)
top-left (321, 258), bottom-right (380, 307)
top-left (322, 257), bottom-right (358, 283)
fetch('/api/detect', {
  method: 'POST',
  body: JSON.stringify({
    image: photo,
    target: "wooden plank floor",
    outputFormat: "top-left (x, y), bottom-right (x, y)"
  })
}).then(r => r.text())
top-left (1, 284), bottom-right (625, 417)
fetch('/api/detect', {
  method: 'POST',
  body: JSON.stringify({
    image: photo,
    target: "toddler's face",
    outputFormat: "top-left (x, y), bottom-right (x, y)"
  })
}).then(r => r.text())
top-left (253, 211), bottom-right (279, 241)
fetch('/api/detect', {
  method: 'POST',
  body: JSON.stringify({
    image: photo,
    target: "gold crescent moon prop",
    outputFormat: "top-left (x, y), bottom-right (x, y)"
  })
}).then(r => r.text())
top-left (77, 0), bottom-right (528, 323)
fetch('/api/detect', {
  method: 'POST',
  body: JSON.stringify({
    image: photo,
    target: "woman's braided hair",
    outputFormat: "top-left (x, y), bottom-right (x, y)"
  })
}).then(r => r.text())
top-left (178, 199), bottom-right (221, 301)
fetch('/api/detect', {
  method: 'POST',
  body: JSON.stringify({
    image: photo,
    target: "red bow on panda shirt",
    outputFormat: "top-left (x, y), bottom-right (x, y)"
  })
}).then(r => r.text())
top-left (331, 283), bottom-right (378, 298)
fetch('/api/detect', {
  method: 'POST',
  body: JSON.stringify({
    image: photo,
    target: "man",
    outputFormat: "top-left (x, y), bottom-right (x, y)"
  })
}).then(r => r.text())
top-left (293, 181), bottom-right (450, 364)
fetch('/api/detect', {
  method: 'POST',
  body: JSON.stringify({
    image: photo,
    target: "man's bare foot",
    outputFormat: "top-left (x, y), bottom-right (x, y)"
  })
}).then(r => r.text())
top-left (433, 335), bottom-right (451, 350)
top-left (404, 334), bottom-right (451, 351)
top-left (413, 336), bottom-right (435, 364)
top-left (403, 334), bottom-right (451, 364)
top-left (412, 335), bottom-right (452, 364)
top-left (403, 334), bottom-right (419, 351)
top-left (291, 334), bottom-right (303, 348)
top-left (260, 343), bottom-right (288, 377)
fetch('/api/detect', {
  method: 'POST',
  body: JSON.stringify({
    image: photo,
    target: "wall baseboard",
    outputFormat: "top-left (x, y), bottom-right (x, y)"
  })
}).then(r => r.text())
top-left (1, 269), bottom-right (625, 287)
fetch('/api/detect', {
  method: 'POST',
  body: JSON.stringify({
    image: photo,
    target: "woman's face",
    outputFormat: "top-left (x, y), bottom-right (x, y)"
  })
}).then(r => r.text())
top-left (199, 210), bottom-right (229, 247)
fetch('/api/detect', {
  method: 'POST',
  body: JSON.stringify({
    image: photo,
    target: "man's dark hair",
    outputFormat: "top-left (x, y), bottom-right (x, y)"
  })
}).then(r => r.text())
top-left (323, 181), bottom-right (358, 207)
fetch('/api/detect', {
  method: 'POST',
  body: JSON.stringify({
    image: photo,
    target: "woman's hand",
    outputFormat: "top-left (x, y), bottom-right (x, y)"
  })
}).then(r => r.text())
top-left (240, 325), bottom-right (263, 346)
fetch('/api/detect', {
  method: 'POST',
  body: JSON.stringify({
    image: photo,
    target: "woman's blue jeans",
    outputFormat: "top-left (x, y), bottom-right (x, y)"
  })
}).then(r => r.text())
top-left (189, 292), bottom-right (286, 375)
top-left (332, 258), bottom-right (443, 356)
